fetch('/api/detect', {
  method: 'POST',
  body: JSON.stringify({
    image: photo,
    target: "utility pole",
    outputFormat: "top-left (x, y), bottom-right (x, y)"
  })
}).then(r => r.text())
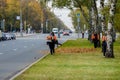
top-left (20, 0), bottom-right (23, 36)
top-left (46, 19), bottom-right (48, 33)
top-left (77, 13), bottom-right (80, 38)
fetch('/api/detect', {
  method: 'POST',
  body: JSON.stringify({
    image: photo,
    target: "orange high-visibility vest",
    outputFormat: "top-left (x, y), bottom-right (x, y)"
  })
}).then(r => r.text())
top-left (47, 35), bottom-right (57, 41)
top-left (54, 36), bottom-right (57, 41)
top-left (91, 34), bottom-right (95, 40)
top-left (91, 34), bottom-right (99, 40)
top-left (102, 36), bottom-right (107, 41)
top-left (46, 35), bottom-right (52, 40)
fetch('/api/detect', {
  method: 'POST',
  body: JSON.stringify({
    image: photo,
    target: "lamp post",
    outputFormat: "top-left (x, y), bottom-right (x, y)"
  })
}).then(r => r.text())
top-left (76, 13), bottom-right (80, 38)
top-left (1, 19), bottom-right (5, 32)
top-left (20, 0), bottom-right (23, 37)
top-left (3, 19), bottom-right (5, 32)
top-left (46, 19), bottom-right (48, 33)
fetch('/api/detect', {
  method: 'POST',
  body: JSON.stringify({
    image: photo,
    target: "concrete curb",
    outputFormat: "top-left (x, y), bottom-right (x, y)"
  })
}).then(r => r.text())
top-left (9, 53), bottom-right (49, 80)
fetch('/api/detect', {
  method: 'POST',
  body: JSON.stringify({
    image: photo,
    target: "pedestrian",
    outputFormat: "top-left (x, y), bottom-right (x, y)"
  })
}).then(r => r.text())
top-left (91, 32), bottom-right (99, 48)
top-left (102, 33), bottom-right (107, 56)
top-left (46, 32), bottom-right (56, 55)
top-left (82, 32), bottom-right (84, 38)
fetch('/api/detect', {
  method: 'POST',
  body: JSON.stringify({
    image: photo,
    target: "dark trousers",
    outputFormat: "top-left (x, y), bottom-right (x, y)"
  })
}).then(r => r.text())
top-left (93, 40), bottom-right (98, 48)
top-left (48, 42), bottom-right (55, 55)
top-left (102, 41), bottom-right (107, 56)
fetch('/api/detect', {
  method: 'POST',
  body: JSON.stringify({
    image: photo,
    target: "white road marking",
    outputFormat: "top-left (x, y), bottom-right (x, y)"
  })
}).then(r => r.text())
top-left (13, 49), bottom-right (17, 51)
top-left (0, 53), bottom-right (3, 55)
top-left (24, 46), bottom-right (27, 48)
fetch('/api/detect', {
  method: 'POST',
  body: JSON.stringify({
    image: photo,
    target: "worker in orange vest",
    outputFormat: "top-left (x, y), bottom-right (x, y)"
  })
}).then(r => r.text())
top-left (91, 32), bottom-right (99, 48)
top-left (46, 32), bottom-right (57, 55)
top-left (102, 33), bottom-right (107, 56)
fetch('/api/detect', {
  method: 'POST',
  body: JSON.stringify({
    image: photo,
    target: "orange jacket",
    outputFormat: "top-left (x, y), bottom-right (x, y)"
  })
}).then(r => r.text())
top-left (91, 34), bottom-right (95, 40)
top-left (46, 35), bottom-right (57, 41)
top-left (102, 36), bottom-right (107, 41)
top-left (46, 35), bottom-right (52, 40)
top-left (53, 35), bottom-right (57, 41)
top-left (91, 34), bottom-right (99, 40)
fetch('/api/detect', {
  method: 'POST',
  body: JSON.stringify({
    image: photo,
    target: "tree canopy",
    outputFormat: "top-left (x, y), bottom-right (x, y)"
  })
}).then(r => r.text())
top-left (0, 0), bottom-right (66, 33)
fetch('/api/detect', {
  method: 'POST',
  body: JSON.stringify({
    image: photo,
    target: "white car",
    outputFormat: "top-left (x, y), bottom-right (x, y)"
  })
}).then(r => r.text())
top-left (4, 33), bottom-right (12, 40)
top-left (52, 28), bottom-right (58, 34)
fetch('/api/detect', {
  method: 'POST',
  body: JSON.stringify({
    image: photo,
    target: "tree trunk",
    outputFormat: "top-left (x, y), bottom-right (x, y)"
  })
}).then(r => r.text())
top-left (106, 21), bottom-right (114, 58)
top-left (88, 8), bottom-right (93, 42)
top-left (100, 0), bottom-right (106, 33)
top-left (106, 0), bottom-right (117, 58)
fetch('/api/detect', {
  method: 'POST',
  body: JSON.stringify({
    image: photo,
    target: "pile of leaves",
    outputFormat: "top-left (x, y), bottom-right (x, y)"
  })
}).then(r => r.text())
top-left (56, 47), bottom-right (100, 54)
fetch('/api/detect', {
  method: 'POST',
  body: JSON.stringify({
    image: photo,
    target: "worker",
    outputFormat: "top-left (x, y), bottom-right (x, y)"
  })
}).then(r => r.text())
top-left (102, 33), bottom-right (107, 56)
top-left (91, 32), bottom-right (99, 48)
top-left (46, 32), bottom-right (57, 55)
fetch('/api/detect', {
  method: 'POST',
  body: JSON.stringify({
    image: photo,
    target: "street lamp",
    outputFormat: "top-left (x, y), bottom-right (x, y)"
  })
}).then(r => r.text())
top-left (3, 19), bottom-right (5, 32)
top-left (76, 13), bottom-right (80, 38)
top-left (1, 19), bottom-right (5, 32)
top-left (20, 0), bottom-right (23, 37)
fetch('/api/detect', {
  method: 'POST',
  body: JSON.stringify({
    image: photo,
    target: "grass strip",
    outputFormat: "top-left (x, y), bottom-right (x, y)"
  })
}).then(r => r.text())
top-left (14, 39), bottom-right (120, 80)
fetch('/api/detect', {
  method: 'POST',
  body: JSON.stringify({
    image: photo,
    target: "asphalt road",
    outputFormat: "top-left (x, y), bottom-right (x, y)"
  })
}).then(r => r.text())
top-left (0, 33), bottom-right (79, 80)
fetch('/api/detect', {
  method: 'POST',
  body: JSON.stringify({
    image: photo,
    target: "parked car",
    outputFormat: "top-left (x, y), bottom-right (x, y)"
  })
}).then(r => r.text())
top-left (1, 32), bottom-right (7, 41)
top-left (4, 33), bottom-right (12, 40)
top-left (63, 30), bottom-right (70, 36)
top-left (0, 30), bottom-right (2, 41)
top-left (10, 33), bottom-right (16, 40)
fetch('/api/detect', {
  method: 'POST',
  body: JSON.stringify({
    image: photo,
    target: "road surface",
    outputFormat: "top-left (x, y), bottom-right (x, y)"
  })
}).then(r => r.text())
top-left (0, 33), bottom-right (80, 80)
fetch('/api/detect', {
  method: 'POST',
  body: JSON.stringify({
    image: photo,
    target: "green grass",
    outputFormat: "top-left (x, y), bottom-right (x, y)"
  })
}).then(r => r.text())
top-left (62, 39), bottom-right (93, 48)
top-left (14, 39), bottom-right (120, 80)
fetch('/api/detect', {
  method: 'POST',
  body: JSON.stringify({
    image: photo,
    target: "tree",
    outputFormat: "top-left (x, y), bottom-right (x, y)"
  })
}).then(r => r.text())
top-left (105, 0), bottom-right (117, 58)
top-left (5, 0), bottom-right (19, 31)
top-left (51, 0), bottom-right (119, 58)
top-left (52, 0), bottom-right (100, 41)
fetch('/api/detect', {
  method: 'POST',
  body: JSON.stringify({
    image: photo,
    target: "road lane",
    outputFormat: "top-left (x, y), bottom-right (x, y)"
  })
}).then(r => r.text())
top-left (0, 34), bottom-right (50, 80)
top-left (0, 33), bottom-right (79, 80)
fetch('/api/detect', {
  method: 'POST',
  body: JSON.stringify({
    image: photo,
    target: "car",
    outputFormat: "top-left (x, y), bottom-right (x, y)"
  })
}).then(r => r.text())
top-left (10, 33), bottom-right (16, 40)
top-left (4, 33), bottom-right (12, 40)
top-left (52, 28), bottom-right (58, 34)
top-left (63, 30), bottom-right (70, 36)
top-left (0, 30), bottom-right (2, 41)
top-left (1, 32), bottom-right (7, 41)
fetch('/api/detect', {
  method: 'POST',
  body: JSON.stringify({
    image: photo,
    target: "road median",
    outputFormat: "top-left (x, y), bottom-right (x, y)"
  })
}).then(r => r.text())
top-left (12, 39), bottom-right (120, 80)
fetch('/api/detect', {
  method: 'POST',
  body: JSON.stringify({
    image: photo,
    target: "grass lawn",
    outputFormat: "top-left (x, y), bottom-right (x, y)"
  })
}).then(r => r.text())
top-left (14, 39), bottom-right (120, 80)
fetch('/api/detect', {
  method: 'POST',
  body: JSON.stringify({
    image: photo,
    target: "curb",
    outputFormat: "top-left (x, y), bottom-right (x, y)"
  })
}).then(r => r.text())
top-left (9, 53), bottom-right (49, 80)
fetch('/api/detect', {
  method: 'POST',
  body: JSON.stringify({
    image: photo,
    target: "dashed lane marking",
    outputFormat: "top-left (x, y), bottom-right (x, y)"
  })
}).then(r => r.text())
top-left (0, 53), bottom-right (3, 55)
top-left (13, 49), bottom-right (17, 51)
top-left (24, 46), bottom-right (27, 48)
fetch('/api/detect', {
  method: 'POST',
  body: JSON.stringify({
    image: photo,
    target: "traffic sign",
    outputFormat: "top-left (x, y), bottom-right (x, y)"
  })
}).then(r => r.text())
top-left (76, 13), bottom-right (80, 17)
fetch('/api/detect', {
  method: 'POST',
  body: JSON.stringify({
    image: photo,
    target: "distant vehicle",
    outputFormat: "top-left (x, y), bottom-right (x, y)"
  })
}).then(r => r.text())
top-left (10, 33), bottom-right (16, 40)
top-left (52, 28), bottom-right (58, 34)
top-left (63, 30), bottom-right (70, 36)
top-left (1, 32), bottom-right (7, 41)
top-left (59, 29), bottom-right (63, 34)
top-left (69, 30), bottom-right (73, 33)
top-left (4, 33), bottom-right (12, 40)
top-left (0, 30), bottom-right (2, 41)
